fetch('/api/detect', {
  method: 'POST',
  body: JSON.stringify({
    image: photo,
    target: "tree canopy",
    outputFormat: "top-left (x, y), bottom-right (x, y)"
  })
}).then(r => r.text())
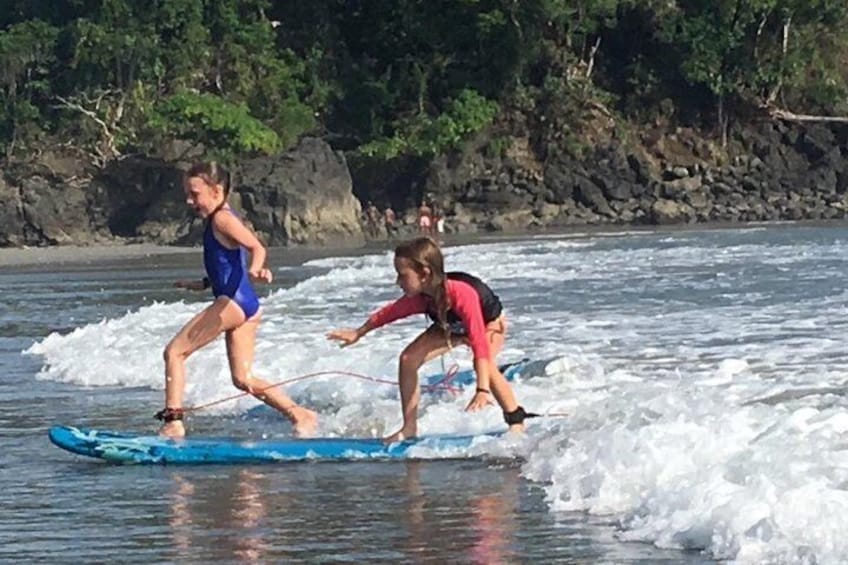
top-left (1, 0), bottom-right (846, 164)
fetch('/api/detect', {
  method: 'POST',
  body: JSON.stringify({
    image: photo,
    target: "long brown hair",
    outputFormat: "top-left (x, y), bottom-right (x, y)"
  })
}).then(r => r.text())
top-left (395, 237), bottom-right (449, 328)
top-left (185, 161), bottom-right (231, 197)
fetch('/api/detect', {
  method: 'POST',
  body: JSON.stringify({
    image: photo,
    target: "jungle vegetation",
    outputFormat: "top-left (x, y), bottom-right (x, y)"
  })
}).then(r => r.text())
top-left (1, 0), bottom-right (846, 165)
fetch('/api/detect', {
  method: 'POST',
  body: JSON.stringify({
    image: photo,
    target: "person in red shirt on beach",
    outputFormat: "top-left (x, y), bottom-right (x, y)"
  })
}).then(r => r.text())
top-left (327, 236), bottom-right (531, 442)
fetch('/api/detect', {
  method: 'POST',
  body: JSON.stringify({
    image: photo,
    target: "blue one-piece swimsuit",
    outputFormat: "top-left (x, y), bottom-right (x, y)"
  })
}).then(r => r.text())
top-left (203, 210), bottom-right (260, 319)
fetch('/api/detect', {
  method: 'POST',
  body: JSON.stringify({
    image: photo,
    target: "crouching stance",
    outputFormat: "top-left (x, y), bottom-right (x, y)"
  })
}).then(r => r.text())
top-left (328, 236), bottom-right (533, 442)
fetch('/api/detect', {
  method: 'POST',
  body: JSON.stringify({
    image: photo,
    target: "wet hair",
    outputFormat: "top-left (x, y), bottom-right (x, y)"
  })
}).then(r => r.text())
top-left (185, 161), bottom-right (231, 197)
top-left (394, 237), bottom-right (449, 329)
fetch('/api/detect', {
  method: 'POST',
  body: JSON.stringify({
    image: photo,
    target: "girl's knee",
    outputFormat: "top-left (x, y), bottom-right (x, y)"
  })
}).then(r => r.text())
top-left (398, 349), bottom-right (424, 370)
top-left (231, 375), bottom-right (251, 391)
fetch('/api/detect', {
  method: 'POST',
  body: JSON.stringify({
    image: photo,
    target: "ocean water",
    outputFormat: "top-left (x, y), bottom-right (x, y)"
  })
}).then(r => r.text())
top-left (5, 224), bottom-right (848, 563)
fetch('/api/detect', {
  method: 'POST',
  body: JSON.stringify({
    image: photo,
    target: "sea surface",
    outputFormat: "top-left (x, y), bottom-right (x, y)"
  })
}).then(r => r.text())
top-left (5, 224), bottom-right (848, 564)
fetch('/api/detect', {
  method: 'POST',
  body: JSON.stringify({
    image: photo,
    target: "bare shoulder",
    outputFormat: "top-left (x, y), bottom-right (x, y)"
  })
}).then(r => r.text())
top-left (211, 208), bottom-right (243, 232)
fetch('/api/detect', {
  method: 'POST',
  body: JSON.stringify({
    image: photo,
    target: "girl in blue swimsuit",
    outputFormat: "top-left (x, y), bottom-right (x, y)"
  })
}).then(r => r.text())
top-left (159, 162), bottom-right (317, 438)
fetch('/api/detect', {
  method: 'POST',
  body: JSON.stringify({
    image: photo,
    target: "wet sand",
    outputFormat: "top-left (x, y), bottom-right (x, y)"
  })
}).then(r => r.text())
top-left (0, 242), bottom-right (381, 273)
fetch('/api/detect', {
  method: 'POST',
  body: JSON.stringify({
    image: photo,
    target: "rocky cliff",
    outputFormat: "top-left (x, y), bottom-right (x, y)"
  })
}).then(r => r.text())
top-left (1, 120), bottom-right (846, 249)
top-left (417, 120), bottom-right (848, 234)
top-left (0, 137), bottom-right (364, 247)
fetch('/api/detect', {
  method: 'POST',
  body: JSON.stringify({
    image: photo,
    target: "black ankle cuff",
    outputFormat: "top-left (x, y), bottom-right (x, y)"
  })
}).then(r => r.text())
top-left (155, 407), bottom-right (184, 422)
top-left (503, 406), bottom-right (538, 425)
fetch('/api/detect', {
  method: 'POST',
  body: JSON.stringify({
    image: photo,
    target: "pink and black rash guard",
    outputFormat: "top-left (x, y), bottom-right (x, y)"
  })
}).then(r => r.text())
top-left (367, 272), bottom-right (503, 360)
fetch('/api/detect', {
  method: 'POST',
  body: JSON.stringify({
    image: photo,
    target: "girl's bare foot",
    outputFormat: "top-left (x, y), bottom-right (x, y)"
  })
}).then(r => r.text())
top-left (288, 406), bottom-right (318, 437)
top-left (507, 423), bottom-right (525, 435)
top-left (159, 420), bottom-right (186, 438)
top-left (383, 426), bottom-right (416, 444)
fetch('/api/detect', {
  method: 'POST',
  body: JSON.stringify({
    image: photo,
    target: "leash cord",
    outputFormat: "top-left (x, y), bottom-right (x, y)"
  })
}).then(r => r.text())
top-left (178, 365), bottom-right (568, 420)
top-left (181, 365), bottom-right (462, 415)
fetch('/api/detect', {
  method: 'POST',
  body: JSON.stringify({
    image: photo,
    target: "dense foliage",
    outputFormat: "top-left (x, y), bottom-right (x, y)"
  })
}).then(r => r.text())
top-left (1, 0), bottom-right (846, 164)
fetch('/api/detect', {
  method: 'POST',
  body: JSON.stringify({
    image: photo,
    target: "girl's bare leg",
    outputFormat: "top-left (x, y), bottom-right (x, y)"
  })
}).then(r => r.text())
top-left (160, 298), bottom-right (246, 437)
top-left (225, 315), bottom-right (317, 437)
top-left (385, 327), bottom-right (452, 443)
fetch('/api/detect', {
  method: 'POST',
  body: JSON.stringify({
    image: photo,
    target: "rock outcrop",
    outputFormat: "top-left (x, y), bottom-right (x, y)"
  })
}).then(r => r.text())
top-left (419, 121), bottom-right (848, 234)
top-left (238, 137), bottom-right (363, 246)
top-left (0, 137), bottom-right (364, 247)
top-left (1, 121), bottom-right (847, 248)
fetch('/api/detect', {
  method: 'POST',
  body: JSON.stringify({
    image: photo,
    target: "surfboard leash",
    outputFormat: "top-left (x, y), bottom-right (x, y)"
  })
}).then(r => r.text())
top-left (172, 366), bottom-right (569, 424)
top-left (176, 367), bottom-right (464, 416)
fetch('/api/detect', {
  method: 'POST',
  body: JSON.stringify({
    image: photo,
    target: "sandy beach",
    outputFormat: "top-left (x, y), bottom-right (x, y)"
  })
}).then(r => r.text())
top-left (0, 232), bottom-right (484, 270)
top-left (0, 243), bottom-right (199, 270)
top-left (0, 241), bottom-right (383, 272)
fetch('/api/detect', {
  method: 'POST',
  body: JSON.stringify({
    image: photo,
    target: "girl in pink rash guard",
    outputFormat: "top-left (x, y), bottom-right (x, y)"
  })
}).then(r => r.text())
top-left (328, 237), bottom-right (531, 443)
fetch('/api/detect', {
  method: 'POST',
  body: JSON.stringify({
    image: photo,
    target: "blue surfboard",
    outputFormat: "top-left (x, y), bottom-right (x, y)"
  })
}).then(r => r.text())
top-left (48, 425), bottom-right (502, 465)
top-left (422, 358), bottom-right (534, 389)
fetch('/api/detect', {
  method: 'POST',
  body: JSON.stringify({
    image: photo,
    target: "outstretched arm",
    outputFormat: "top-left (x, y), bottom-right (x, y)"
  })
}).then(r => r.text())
top-left (174, 277), bottom-right (210, 291)
top-left (327, 319), bottom-right (377, 347)
top-left (327, 294), bottom-right (428, 346)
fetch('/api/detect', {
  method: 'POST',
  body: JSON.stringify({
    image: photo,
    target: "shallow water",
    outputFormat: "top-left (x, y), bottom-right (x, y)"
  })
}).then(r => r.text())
top-left (12, 225), bottom-right (848, 563)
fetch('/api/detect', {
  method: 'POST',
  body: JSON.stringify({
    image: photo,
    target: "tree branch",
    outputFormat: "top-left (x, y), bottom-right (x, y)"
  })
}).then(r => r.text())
top-left (54, 94), bottom-right (121, 166)
top-left (585, 36), bottom-right (601, 80)
top-left (769, 107), bottom-right (848, 123)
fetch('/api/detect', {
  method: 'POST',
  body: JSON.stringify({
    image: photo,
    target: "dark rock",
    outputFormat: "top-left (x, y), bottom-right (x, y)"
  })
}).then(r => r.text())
top-left (603, 180), bottom-right (634, 201)
top-left (543, 163), bottom-right (575, 203)
top-left (574, 176), bottom-right (614, 216)
top-left (5, 115), bottom-right (848, 247)
top-left (90, 157), bottom-right (188, 241)
top-left (20, 175), bottom-right (98, 245)
top-left (237, 137), bottom-right (363, 246)
top-left (0, 175), bottom-right (25, 245)
top-left (626, 154), bottom-right (651, 185)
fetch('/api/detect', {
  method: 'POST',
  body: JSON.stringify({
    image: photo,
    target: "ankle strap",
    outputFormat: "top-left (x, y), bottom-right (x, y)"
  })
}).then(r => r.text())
top-left (154, 407), bottom-right (184, 422)
top-left (503, 406), bottom-right (538, 425)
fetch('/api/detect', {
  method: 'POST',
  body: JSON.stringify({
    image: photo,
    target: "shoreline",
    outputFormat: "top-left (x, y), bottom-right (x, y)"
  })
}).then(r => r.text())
top-left (0, 243), bottom-right (199, 270)
top-left (0, 219), bottom-right (844, 271)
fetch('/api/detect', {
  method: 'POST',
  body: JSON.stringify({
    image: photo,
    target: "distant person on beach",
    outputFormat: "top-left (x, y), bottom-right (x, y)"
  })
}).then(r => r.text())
top-left (366, 201), bottom-right (381, 238)
top-left (433, 206), bottom-right (446, 237)
top-left (165, 161), bottom-right (317, 438)
top-left (418, 200), bottom-right (433, 235)
top-left (327, 236), bottom-right (532, 442)
top-left (384, 205), bottom-right (398, 239)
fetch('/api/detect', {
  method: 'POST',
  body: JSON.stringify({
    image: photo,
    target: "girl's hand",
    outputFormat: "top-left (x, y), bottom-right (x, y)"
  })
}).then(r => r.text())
top-left (250, 268), bottom-right (273, 284)
top-left (327, 328), bottom-right (360, 347)
top-left (174, 279), bottom-right (204, 291)
top-left (465, 390), bottom-right (494, 412)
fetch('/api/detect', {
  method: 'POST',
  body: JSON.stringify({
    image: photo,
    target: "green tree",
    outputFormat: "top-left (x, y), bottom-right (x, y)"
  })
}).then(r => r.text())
top-left (358, 88), bottom-right (499, 159)
top-left (53, 1), bottom-right (180, 162)
top-left (0, 19), bottom-right (59, 155)
top-left (751, 0), bottom-right (848, 113)
top-left (659, 0), bottom-right (848, 140)
top-left (150, 91), bottom-right (281, 161)
top-left (204, 0), bottom-right (315, 149)
top-left (659, 0), bottom-right (766, 144)
top-left (281, 0), bottom-right (536, 156)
